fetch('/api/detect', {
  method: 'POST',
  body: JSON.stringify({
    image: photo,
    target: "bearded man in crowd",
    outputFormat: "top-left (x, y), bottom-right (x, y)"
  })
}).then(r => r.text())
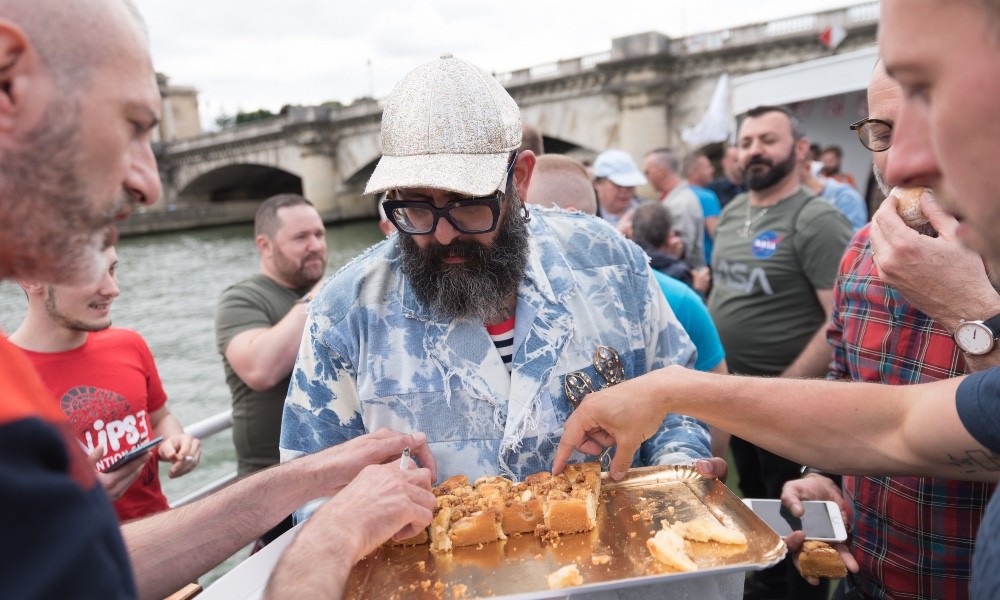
top-left (280, 53), bottom-right (740, 599)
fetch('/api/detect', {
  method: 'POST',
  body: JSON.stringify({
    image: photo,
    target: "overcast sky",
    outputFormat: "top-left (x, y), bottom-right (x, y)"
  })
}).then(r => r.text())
top-left (134, 0), bottom-right (870, 128)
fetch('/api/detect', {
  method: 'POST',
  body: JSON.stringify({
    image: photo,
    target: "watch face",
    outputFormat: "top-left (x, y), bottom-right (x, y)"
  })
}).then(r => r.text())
top-left (956, 321), bottom-right (995, 354)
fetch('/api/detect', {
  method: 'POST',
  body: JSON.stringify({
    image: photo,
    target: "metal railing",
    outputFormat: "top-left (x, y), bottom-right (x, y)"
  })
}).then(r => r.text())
top-left (169, 410), bottom-right (237, 508)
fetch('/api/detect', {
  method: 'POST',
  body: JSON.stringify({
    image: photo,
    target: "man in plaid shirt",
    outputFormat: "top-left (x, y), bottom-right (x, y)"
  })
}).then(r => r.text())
top-left (782, 61), bottom-right (1000, 599)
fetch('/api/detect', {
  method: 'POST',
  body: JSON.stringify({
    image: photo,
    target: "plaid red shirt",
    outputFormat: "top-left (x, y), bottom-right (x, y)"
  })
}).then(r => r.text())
top-left (828, 225), bottom-right (995, 599)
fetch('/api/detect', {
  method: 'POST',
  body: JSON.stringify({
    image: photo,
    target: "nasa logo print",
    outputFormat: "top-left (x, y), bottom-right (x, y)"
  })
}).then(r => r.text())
top-left (751, 230), bottom-right (782, 259)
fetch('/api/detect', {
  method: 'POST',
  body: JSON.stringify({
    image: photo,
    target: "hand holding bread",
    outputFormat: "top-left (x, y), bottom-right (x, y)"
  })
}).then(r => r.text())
top-left (870, 186), bottom-right (998, 333)
top-left (786, 531), bottom-right (857, 585)
top-left (890, 186), bottom-right (933, 232)
top-left (798, 541), bottom-right (848, 579)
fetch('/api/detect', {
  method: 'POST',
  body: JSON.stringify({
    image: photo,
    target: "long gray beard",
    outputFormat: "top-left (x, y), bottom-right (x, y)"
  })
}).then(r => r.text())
top-left (399, 197), bottom-right (530, 323)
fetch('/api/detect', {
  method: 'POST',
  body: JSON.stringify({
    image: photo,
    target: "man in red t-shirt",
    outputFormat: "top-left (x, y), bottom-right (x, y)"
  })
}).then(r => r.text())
top-left (8, 245), bottom-right (200, 522)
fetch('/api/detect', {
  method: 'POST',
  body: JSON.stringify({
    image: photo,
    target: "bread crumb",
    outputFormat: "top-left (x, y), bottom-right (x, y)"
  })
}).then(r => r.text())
top-left (452, 583), bottom-right (468, 599)
top-left (591, 554), bottom-right (612, 565)
top-left (547, 564), bottom-right (583, 589)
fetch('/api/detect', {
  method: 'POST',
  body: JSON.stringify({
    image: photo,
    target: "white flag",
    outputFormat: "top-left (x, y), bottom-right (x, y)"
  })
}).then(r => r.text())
top-left (819, 24), bottom-right (848, 49)
top-left (682, 73), bottom-right (730, 147)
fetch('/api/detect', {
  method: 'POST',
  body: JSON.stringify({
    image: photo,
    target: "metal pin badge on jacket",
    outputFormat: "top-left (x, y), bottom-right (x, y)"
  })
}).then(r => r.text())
top-left (564, 345), bottom-right (624, 407)
top-left (593, 345), bottom-right (624, 388)
top-left (564, 372), bottom-right (595, 409)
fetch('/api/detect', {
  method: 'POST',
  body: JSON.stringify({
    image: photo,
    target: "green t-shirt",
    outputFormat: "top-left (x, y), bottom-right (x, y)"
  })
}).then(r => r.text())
top-left (708, 188), bottom-right (852, 376)
top-left (215, 274), bottom-right (308, 476)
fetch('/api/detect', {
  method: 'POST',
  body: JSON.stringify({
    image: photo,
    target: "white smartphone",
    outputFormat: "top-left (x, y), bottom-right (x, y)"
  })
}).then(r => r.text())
top-left (742, 498), bottom-right (848, 542)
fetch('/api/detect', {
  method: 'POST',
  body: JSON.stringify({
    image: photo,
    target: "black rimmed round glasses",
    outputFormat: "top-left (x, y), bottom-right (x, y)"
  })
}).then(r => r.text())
top-left (383, 152), bottom-right (517, 235)
top-left (850, 118), bottom-right (893, 152)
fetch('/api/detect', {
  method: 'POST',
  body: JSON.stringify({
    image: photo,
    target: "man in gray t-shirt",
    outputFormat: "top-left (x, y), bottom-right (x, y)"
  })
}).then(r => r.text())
top-left (215, 194), bottom-right (327, 477)
top-left (643, 148), bottom-right (707, 269)
top-left (708, 105), bottom-right (851, 600)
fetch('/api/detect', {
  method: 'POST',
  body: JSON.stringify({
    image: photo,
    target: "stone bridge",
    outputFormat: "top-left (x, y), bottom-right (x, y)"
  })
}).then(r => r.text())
top-left (153, 2), bottom-right (878, 224)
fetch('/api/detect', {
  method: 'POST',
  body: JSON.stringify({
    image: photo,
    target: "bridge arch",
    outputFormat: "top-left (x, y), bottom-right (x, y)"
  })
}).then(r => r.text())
top-left (178, 164), bottom-right (303, 203)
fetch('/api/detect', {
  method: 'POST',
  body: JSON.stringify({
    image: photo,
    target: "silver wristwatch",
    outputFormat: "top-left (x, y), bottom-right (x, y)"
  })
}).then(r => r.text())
top-left (953, 313), bottom-right (1000, 355)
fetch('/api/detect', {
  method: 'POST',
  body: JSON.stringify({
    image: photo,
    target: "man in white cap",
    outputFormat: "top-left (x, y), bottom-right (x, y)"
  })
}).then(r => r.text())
top-left (592, 148), bottom-right (647, 227)
top-left (280, 53), bottom-right (740, 598)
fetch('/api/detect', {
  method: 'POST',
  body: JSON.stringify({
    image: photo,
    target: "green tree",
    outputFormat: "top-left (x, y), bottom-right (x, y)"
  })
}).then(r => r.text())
top-left (234, 108), bottom-right (274, 124)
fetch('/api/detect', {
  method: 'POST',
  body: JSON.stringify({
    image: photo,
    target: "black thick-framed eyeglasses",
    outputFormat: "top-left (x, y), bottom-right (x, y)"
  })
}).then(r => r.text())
top-left (850, 118), bottom-right (893, 153)
top-left (383, 152), bottom-right (517, 235)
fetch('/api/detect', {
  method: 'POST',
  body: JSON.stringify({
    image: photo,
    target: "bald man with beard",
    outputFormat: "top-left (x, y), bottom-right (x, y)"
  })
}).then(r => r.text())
top-left (0, 2), bottom-right (436, 598)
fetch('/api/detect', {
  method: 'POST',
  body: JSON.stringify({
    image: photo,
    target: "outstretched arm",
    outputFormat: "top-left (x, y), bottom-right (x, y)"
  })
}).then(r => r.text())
top-left (264, 462), bottom-right (435, 599)
top-left (122, 429), bottom-right (435, 600)
top-left (554, 366), bottom-right (995, 483)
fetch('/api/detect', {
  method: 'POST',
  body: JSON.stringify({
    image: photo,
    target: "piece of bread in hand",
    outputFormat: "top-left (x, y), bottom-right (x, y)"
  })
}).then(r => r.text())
top-left (890, 186), bottom-right (936, 235)
top-left (799, 540), bottom-right (847, 579)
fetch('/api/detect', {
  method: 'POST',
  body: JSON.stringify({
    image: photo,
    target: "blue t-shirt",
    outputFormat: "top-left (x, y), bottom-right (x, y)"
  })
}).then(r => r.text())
top-left (653, 270), bottom-right (725, 372)
top-left (820, 179), bottom-right (868, 232)
top-left (691, 186), bottom-right (721, 266)
top-left (955, 367), bottom-right (1000, 600)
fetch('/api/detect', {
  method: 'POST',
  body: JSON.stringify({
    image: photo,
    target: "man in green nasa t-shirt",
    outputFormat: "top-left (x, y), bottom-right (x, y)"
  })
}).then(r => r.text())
top-left (215, 194), bottom-right (328, 478)
top-left (708, 105), bottom-right (852, 599)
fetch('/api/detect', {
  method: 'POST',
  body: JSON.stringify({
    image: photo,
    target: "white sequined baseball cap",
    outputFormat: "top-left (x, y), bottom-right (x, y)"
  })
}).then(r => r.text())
top-left (365, 54), bottom-right (521, 197)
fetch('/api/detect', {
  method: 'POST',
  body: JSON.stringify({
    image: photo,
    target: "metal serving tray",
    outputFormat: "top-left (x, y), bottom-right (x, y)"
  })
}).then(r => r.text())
top-left (343, 465), bottom-right (786, 599)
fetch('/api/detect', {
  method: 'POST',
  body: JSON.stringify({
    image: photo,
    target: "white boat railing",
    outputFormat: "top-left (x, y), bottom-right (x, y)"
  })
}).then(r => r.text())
top-left (185, 409), bottom-right (234, 439)
top-left (170, 409), bottom-right (238, 508)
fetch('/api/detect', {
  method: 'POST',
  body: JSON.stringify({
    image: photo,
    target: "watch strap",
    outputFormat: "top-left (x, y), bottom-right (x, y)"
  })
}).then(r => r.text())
top-left (983, 312), bottom-right (1000, 337)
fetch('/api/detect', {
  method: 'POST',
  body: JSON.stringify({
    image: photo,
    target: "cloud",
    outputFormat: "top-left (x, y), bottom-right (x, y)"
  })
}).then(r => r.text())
top-left (135, 0), bottom-right (866, 125)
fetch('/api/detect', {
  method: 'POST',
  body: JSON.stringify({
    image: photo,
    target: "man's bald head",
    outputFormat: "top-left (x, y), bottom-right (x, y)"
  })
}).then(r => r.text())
top-left (0, 0), bottom-right (147, 90)
top-left (0, 0), bottom-right (158, 284)
top-left (525, 155), bottom-right (597, 215)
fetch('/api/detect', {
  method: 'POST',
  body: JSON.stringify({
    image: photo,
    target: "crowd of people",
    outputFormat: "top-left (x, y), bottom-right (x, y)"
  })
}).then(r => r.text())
top-left (5, 0), bottom-right (1000, 599)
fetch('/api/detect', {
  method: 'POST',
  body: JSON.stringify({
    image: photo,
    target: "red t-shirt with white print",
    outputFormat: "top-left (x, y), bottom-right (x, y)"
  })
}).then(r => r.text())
top-left (20, 328), bottom-right (170, 522)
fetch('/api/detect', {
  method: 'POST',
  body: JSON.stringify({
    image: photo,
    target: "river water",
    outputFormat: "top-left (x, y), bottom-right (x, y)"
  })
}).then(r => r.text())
top-left (0, 219), bottom-right (384, 584)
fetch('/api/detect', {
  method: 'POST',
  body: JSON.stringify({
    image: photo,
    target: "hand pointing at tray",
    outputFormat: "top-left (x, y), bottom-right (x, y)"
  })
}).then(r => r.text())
top-left (554, 370), bottom-right (677, 479)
